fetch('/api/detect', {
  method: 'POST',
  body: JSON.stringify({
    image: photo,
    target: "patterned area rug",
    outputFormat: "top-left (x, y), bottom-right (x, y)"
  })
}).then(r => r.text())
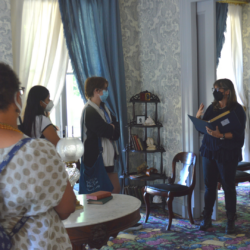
top-left (91, 183), bottom-right (250, 250)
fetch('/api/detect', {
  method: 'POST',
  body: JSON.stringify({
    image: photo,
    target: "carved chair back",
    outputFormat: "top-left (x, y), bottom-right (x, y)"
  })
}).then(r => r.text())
top-left (169, 152), bottom-right (197, 190)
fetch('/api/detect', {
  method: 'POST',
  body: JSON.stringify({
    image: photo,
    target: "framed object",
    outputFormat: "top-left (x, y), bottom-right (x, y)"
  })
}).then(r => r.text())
top-left (136, 116), bottom-right (145, 124)
top-left (145, 92), bottom-right (151, 101)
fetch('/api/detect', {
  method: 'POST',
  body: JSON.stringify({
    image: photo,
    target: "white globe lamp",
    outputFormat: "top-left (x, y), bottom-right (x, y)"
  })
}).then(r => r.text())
top-left (56, 137), bottom-right (84, 187)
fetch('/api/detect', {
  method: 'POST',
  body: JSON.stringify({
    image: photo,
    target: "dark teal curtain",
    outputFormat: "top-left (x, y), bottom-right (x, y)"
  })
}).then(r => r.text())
top-left (216, 3), bottom-right (228, 67)
top-left (58, 0), bottom-right (128, 189)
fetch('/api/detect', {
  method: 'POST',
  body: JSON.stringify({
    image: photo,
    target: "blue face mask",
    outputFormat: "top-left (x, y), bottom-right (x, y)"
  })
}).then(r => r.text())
top-left (100, 90), bottom-right (109, 102)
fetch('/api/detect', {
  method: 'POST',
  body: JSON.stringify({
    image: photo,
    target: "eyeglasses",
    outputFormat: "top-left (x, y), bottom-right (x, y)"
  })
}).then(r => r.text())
top-left (212, 87), bottom-right (227, 92)
top-left (19, 87), bottom-right (25, 95)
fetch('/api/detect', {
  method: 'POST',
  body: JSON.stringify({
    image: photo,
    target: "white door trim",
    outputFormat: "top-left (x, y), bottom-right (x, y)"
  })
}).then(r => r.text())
top-left (179, 0), bottom-right (217, 219)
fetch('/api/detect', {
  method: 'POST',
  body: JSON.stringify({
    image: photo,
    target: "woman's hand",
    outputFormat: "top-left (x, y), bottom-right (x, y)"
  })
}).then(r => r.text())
top-left (196, 103), bottom-right (204, 119)
top-left (206, 126), bottom-right (222, 138)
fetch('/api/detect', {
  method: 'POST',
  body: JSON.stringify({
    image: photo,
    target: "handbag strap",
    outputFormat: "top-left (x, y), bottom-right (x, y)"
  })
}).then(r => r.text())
top-left (0, 138), bottom-right (32, 172)
top-left (0, 137), bottom-right (32, 238)
top-left (8, 216), bottom-right (30, 238)
top-left (99, 105), bottom-right (111, 124)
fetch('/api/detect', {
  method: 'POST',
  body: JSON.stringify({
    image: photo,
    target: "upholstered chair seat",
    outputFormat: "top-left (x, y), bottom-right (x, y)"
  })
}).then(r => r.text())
top-left (218, 170), bottom-right (250, 190)
top-left (237, 162), bottom-right (250, 171)
top-left (146, 183), bottom-right (189, 193)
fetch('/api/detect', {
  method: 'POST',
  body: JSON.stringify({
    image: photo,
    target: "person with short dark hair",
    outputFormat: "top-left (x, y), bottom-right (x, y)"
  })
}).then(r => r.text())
top-left (0, 62), bottom-right (75, 249)
top-left (22, 85), bottom-right (60, 146)
top-left (80, 76), bottom-right (121, 193)
top-left (196, 78), bottom-right (246, 234)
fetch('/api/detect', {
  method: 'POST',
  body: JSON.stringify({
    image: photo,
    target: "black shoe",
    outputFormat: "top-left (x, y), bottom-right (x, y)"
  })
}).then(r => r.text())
top-left (199, 218), bottom-right (212, 231)
top-left (226, 213), bottom-right (236, 234)
top-left (199, 210), bottom-right (212, 231)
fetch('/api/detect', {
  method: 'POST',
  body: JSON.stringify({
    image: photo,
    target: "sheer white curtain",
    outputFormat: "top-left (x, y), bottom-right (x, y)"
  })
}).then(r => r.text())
top-left (10, 0), bottom-right (69, 120)
top-left (217, 4), bottom-right (250, 161)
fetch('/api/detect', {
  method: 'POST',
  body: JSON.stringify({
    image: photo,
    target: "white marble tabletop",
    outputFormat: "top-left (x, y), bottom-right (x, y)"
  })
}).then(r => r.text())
top-left (63, 194), bottom-right (141, 228)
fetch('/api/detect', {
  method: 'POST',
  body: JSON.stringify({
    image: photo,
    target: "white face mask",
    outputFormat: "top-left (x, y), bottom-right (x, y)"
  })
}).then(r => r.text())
top-left (14, 92), bottom-right (23, 115)
top-left (42, 100), bottom-right (54, 112)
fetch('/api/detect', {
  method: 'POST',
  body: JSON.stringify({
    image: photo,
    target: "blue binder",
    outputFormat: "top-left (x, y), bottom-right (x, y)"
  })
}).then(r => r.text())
top-left (188, 111), bottom-right (242, 134)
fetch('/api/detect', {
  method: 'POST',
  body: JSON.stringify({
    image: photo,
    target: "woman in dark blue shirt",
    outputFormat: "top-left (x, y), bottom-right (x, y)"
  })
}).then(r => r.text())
top-left (196, 79), bottom-right (246, 234)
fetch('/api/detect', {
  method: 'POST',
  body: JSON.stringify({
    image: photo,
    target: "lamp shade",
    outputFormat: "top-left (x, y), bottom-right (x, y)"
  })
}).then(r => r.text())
top-left (56, 138), bottom-right (84, 163)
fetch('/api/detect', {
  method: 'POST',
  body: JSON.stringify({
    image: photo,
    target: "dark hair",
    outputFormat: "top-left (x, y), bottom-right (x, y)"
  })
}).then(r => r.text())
top-left (84, 77), bottom-right (108, 100)
top-left (212, 78), bottom-right (237, 111)
top-left (23, 86), bottom-right (49, 137)
top-left (0, 62), bottom-right (20, 111)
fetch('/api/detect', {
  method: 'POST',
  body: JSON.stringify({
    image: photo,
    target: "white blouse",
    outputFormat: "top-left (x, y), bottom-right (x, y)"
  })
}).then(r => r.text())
top-left (0, 135), bottom-right (72, 250)
top-left (31, 115), bottom-right (52, 138)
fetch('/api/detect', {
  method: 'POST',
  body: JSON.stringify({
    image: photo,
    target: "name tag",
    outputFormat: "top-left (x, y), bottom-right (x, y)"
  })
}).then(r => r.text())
top-left (221, 118), bottom-right (230, 126)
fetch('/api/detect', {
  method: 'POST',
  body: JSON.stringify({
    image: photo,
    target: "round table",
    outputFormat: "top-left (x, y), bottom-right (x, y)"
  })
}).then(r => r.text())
top-left (63, 194), bottom-right (141, 250)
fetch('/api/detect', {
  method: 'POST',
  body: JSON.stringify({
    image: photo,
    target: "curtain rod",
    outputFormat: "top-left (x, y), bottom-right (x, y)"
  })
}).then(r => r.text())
top-left (217, 0), bottom-right (250, 4)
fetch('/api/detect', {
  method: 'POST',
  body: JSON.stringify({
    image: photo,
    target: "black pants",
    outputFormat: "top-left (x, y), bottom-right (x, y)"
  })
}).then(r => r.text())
top-left (202, 157), bottom-right (238, 214)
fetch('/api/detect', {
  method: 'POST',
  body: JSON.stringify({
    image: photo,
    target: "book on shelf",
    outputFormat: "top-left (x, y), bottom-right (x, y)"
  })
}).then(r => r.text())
top-left (86, 191), bottom-right (111, 200)
top-left (133, 135), bottom-right (141, 150)
top-left (131, 135), bottom-right (138, 150)
top-left (137, 138), bottom-right (144, 151)
top-left (131, 135), bottom-right (137, 150)
top-left (87, 195), bottom-right (113, 205)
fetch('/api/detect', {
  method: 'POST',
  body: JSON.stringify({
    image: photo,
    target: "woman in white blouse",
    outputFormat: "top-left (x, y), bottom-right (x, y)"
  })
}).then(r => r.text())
top-left (23, 86), bottom-right (60, 146)
top-left (0, 63), bottom-right (75, 249)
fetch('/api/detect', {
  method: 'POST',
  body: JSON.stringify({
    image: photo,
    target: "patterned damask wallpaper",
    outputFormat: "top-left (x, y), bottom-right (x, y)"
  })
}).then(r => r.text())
top-left (119, 0), bottom-right (182, 179)
top-left (242, 4), bottom-right (250, 105)
top-left (0, 0), bottom-right (12, 65)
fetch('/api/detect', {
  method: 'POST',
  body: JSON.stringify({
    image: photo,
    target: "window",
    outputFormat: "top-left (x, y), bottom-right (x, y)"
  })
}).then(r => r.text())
top-left (65, 61), bottom-right (85, 137)
top-left (50, 60), bottom-right (85, 138)
top-left (216, 11), bottom-right (242, 105)
top-left (216, 26), bottom-right (235, 83)
top-left (217, 9), bottom-right (246, 161)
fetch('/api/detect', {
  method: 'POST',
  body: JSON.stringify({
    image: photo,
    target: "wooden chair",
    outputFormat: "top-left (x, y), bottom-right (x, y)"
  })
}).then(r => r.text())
top-left (218, 162), bottom-right (250, 190)
top-left (237, 162), bottom-right (250, 171)
top-left (143, 152), bottom-right (197, 230)
top-left (235, 170), bottom-right (250, 185)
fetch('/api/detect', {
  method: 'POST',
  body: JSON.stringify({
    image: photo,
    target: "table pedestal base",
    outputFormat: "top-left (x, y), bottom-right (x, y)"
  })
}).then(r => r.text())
top-left (67, 207), bottom-right (140, 250)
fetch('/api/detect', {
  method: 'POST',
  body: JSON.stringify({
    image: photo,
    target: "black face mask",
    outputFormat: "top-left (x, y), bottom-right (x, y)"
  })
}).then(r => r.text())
top-left (213, 90), bottom-right (223, 101)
